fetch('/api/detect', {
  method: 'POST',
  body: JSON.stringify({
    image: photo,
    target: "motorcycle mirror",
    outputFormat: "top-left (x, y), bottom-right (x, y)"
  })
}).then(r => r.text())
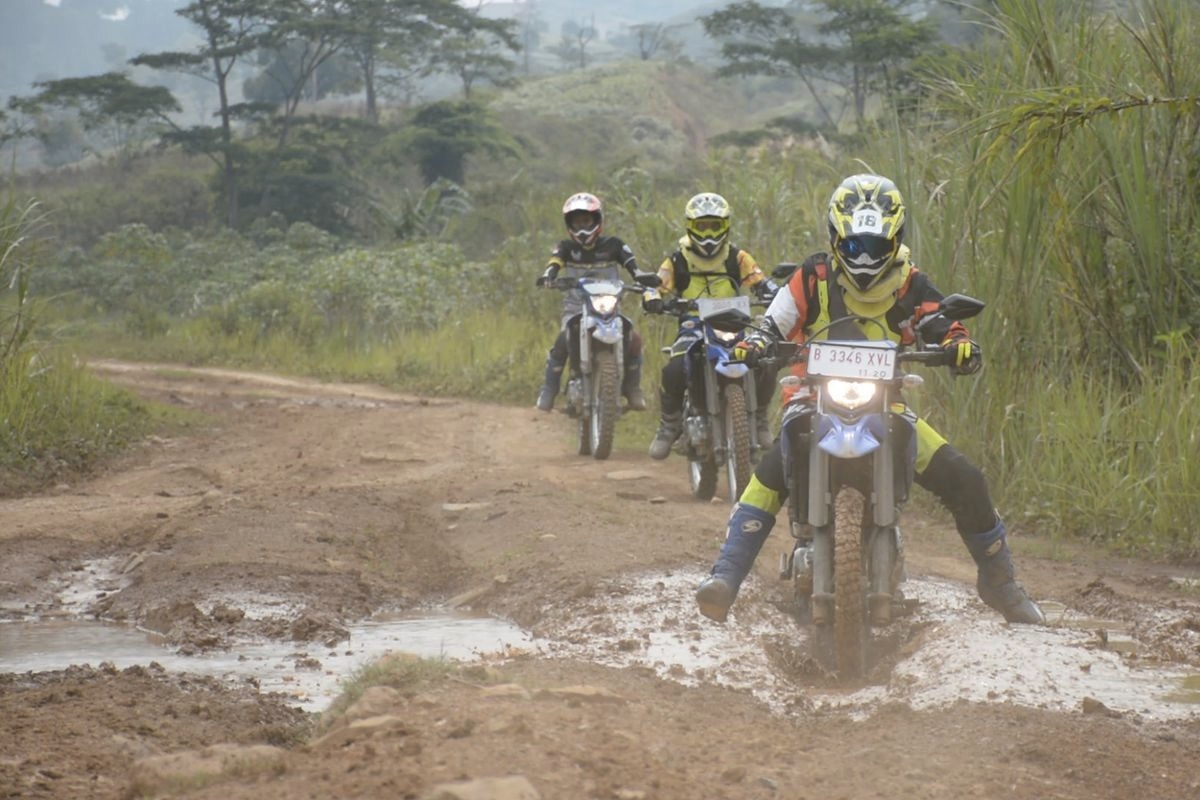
top-left (772, 262), bottom-right (799, 282)
top-left (915, 293), bottom-right (986, 334)
top-left (937, 293), bottom-right (985, 321)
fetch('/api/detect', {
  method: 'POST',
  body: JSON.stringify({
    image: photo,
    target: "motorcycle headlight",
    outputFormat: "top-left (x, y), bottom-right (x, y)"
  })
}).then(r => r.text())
top-left (713, 329), bottom-right (740, 343)
top-left (825, 379), bottom-right (876, 410)
top-left (591, 295), bottom-right (619, 315)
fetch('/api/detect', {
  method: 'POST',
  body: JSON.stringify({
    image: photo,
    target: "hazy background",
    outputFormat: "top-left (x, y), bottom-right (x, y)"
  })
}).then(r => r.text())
top-left (0, 0), bottom-right (730, 111)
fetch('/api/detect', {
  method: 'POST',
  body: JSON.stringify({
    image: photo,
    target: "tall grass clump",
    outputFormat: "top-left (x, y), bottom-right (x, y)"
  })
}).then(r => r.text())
top-left (0, 195), bottom-right (160, 493)
top-left (897, 0), bottom-right (1200, 556)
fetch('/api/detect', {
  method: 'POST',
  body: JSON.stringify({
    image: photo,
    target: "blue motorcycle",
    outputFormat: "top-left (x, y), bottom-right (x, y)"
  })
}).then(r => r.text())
top-left (660, 293), bottom-right (774, 503)
top-left (769, 293), bottom-right (985, 677)
top-left (552, 275), bottom-right (655, 459)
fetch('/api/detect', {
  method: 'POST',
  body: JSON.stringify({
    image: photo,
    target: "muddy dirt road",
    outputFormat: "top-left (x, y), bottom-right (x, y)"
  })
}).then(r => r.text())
top-left (2, 361), bottom-right (1199, 799)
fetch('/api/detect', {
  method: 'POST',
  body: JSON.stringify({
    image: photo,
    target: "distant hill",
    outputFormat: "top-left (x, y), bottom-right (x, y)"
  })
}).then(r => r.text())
top-left (0, 0), bottom-right (193, 101)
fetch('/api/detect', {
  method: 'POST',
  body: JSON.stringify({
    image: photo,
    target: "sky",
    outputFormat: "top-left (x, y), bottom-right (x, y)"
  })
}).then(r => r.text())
top-left (42, 0), bottom-right (130, 20)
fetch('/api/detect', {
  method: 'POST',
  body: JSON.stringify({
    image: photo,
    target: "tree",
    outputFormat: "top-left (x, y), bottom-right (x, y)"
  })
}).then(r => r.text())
top-left (131, 0), bottom-right (278, 227)
top-left (338, 0), bottom-right (504, 122)
top-left (431, 9), bottom-right (520, 100)
top-left (404, 100), bottom-right (517, 185)
top-left (554, 17), bottom-right (597, 70)
top-left (244, 44), bottom-right (358, 106)
top-left (613, 22), bottom-right (684, 61)
top-left (701, 0), bottom-right (937, 128)
top-left (514, 1), bottom-right (547, 75)
top-left (9, 73), bottom-right (180, 159)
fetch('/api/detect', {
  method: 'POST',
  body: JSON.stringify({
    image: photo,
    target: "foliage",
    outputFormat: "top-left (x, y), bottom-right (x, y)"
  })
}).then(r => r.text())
top-left (132, 0), bottom-right (278, 227)
top-left (701, 0), bottom-right (938, 128)
top-left (402, 100), bottom-right (521, 185)
top-left (0, 196), bottom-right (44, 371)
top-left (0, 351), bottom-right (162, 493)
top-left (0, 194), bottom-right (165, 493)
top-left (320, 653), bottom-right (460, 727)
top-left (237, 115), bottom-right (385, 232)
top-left (8, 72), bottom-right (180, 159)
top-left (893, 0), bottom-right (1200, 556)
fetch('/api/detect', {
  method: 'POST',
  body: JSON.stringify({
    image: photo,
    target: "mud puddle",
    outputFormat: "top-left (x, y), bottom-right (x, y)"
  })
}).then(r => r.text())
top-left (540, 571), bottom-right (1200, 722)
top-left (5, 560), bottom-right (1198, 721)
top-left (0, 612), bottom-right (531, 713)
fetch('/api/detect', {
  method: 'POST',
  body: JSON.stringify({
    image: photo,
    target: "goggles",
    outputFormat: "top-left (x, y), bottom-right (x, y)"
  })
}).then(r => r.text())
top-left (567, 212), bottom-right (599, 231)
top-left (836, 234), bottom-right (895, 268)
top-left (689, 217), bottom-right (729, 236)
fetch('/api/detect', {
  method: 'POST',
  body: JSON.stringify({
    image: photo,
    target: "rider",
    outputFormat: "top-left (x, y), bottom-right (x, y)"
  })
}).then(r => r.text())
top-left (694, 174), bottom-right (1044, 626)
top-left (644, 192), bottom-right (775, 459)
top-left (535, 192), bottom-right (650, 413)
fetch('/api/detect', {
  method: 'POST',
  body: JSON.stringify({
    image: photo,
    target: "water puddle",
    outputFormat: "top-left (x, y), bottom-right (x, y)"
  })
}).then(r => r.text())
top-left (0, 612), bottom-right (531, 713)
top-left (4, 561), bottom-right (1198, 721)
top-left (540, 572), bottom-right (1200, 722)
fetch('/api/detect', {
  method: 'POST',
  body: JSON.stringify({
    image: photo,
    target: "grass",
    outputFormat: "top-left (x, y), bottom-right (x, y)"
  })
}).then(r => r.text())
top-left (319, 652), bottom-right (463, 728)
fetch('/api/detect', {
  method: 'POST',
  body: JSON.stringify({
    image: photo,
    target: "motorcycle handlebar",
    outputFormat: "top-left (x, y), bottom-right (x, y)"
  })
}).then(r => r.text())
top-left (547, 276), bottom-right (643, 295)
top-left (650, 295), bottom-right (772, 316)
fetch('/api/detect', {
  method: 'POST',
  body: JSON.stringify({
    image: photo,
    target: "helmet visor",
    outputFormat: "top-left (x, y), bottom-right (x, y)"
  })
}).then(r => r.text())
top-left (567, 211), bottom-right (599, 232)
top-left (836, 235), bottom-right (895, 271)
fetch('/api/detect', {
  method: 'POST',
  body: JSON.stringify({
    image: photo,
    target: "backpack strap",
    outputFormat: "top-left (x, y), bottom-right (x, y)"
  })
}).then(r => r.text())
top-left (724, 245), bottom-right (742, 286)
top-left (670, 251), bottom-right (690, 294)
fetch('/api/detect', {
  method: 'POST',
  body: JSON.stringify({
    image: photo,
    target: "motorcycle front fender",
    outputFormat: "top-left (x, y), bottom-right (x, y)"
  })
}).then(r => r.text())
top-left (715, 361), bottom-right (750, 379)
top-left (813, 413), bottom-right (887, 460)
top-left (589, 315), bottom-right (624, 346)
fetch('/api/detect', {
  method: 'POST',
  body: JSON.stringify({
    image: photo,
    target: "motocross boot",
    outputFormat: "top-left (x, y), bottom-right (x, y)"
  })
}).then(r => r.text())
top-left (696, 503), bottom-right (776, 622)
top-left (535, 356), bottom-right (564, 412)
top-left (622, 357), bottom-right (647, 411)
top-left (648, 411), bottom-right (683, 460)
top-left (964, 522), bottom-right (1046, 625)
top-left (755, 412), bottom-right (773, 447)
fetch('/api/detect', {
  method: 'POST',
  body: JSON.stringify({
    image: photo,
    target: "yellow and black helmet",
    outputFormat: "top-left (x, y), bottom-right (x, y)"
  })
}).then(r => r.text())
top-left (685, 192), bottom-right (731, 258)
top-left (827, 174), bottom-right (906, 293)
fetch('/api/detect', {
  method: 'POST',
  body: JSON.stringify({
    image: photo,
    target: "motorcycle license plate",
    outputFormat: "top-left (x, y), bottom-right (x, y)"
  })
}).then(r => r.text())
top-left (696, 296), bottom-right (751, 320)
top-left (807, 341), bottom-right (897, 379)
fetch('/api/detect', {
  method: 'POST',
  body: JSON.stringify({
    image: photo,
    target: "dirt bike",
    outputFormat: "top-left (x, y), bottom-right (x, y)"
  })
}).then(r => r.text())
top-left (768, 293), bottom-right (986, 678)
top-left (656, 290), bottom-right (776, 503)
top-left (551, 274), bottom-right (658, 460)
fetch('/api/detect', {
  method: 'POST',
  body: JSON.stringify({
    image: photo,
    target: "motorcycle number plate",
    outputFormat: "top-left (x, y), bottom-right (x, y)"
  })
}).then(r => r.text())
top-left (807, 341), bottom-right (897, 379)
top-left (696, 296), bottom-right (751, 320)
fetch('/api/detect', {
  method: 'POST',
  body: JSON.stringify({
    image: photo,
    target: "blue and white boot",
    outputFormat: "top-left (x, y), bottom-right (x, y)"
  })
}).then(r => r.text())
top-left (696, 503), bottom-right (775, 622)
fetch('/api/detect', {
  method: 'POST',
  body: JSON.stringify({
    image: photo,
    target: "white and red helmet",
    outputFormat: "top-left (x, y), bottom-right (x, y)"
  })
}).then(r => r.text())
top-left (562, 192), bottom-right (603, 247)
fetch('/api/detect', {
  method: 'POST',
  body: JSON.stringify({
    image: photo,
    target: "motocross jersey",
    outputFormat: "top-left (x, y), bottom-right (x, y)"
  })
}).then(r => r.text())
top-left (766, 248), bottom-right (970, 402)
top-left (650, 238), bottom-right (765, 300)
top-left (545, 235), bottom-right (639, 320)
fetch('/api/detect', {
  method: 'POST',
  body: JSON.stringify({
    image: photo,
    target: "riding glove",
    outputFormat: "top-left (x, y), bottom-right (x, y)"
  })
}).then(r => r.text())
top-left (943, 338), bottom-right (983, 375)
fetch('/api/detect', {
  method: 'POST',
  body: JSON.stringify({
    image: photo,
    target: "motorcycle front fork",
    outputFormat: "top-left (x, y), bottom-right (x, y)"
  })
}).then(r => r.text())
top-left (781, 490), bottom-right (905, 627)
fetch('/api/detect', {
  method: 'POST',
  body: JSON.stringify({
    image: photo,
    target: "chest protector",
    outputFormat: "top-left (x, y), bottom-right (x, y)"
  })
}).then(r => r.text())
top-left (670, 245), bottom-right (743, 300)
top-left (806, 256), bottom-right (918, 345)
